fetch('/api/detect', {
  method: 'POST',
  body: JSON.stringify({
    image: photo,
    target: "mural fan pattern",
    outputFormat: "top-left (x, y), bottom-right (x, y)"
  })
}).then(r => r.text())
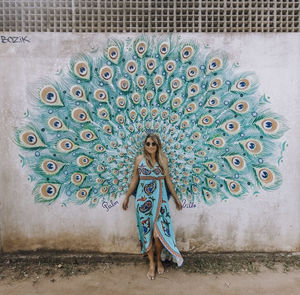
top-left (15, 35), bottom-right (288, 207)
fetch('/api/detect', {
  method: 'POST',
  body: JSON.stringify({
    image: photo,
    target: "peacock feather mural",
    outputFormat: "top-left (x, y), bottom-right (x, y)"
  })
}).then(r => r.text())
top-left (14, 35), bottom-right (288, 207)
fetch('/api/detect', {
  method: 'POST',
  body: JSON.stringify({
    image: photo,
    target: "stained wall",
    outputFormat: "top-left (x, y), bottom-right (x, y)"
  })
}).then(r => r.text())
top-left (0, 33), bottom-right (299, 253)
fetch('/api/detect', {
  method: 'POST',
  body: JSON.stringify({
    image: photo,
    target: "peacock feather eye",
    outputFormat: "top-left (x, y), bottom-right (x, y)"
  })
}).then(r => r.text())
top-left (56, 139), bottom-right (78, 153)
top-left (225, 179), bottom-right (242, 195)
top-left (187, 83), bottom-right (199, 97)
top-left (70, 85), bottom-right (87, 101)
top-left (39, 183), bottom-right (61, 200)
top-left (126, 60), bottom-right (138, 74)
top-left (255, 118), bottom-right (279, 135)
top-left (140, 107), bottom-right (148, 119)
top-left (170, 78), bottom-right (182, 92)
top-left (208, 77), bottom-right (223, 90)
top-left (94, 88), bottom-right (108, 103)
top-left (193, 167), bottom-right (202, 174)
top-left (153, 75), bottom-right (164, 89)
top-left (71, 172), bottom-right (86, 185)
top-left (135, 41), bottom-right (147, 58)
top-left (131, 92), bottom-right (141, 104)
top-left (235, 78), bottom-right (250, 91)
top-left (205, 161), bottom-right (219, 173)
top-left (128, 125), bottom-right (135, 133)
top-left (71, 107), bottom-right (91, 123)
top-left (164, 60), bottom-right (176, 75)
top-left (151, 108), bottom-right (158, 119)
top-left (206, 177), bottom-right (217, 189)
top-left (74, 61), bottom-right (90, 80)
top-left (94, 144), bottom-right (106, 153)
top-left (103, 124), bottom-right (113, 135)
top-left (137, 75), bottom-right (147, 89)
top-left (118, 78), bottom-right (130, 92)
top-left (107, 46), bottom-right (120, 64)
top-left (181, 45), bottom-right (194, 63)
top-left (116, 114), bottom-right (126, 125)
top-left (97, 107), bottom-right (110, 120)
top-left (180, 120), bottom-right (190, 129)
top-left (145, 91), bottom-right (154, 103)
top-left (184, 102), bottom-right (198, 115)
top-left (129, 110), bottom-right (137, 122)
top-left (110, 141), bottom-right (118, 149)
top-left (145, 58), bottom-right (157, 74)
top-left (100, 66), bottom-right (114, 82)
top-left (241, 139), bottom-right (263, 155)
top-left (116, 96), bottom-right (127, 108)
top-left (159, 93), bottom-right (168, 104)
top-left (76, 188), bottom-right (91, 201)
top-left (196, 150), bottom-right (206, 157)
top-left (254, 167), bottom-right (275, 187)
top-left (100, 186), bottom-right (110, 195)
top-left (191, 131), bottom-right (201, 141)
top-left (221, 119), bottom-right (240, 134)
top-left (40, 85), bottom-right (63, 106)
top-left (203, 189), bottom-right (213, 202)
top-left (225, 155), bottom-right (246, 171)
top-left (209, 137), bottom-right (225, 148)
top-left (169, 113), bottom-right (179, 123)
top-left (41, 159), bottom-right (65, 175)
top-left (80, 129), bottom-right (97, 142)
top-left (198, 114), bottom-right (214, 127)
top-left (231, 100), bottom-right (249, 114)
top-left (186, 66), bottom-right (199, 81)
top-left (19, 130), bottom-right (46, 148)
top-left (205, 96), bottom-right (220, 107)
top-left (159, 42), bottom-right (170, 59)
top-left (161, 110), bottom-right (169, 120)
top-left (206, 57), bottom-right (223, 74)
top-left (172, 97), bottom-right (183, 109)
top-left (77, 155), bottom-right (93, 167)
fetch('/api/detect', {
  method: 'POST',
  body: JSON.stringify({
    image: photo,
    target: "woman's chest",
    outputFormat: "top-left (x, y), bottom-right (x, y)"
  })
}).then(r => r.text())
top-left (138, 162), bottom-right (163, 176)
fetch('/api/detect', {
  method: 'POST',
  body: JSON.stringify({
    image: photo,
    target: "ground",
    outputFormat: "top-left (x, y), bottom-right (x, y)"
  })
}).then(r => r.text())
top-left (0, 252), bottom-right (300, 295)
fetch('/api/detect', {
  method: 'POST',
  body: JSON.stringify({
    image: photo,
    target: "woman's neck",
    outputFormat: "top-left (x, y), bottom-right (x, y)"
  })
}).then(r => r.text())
top-left (149, 153), bottom-right (156, 162)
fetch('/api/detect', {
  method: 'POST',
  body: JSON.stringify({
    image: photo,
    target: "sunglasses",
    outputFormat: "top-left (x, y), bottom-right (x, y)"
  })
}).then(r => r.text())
top-left (145, 141), bottom-right (157, 147)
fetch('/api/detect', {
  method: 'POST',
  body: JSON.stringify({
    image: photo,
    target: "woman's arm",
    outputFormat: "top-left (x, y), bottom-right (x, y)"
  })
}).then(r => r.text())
top-left (162, 156), bottom-right (182, 210)
top-left (122, 155), bottom-right (142, 210)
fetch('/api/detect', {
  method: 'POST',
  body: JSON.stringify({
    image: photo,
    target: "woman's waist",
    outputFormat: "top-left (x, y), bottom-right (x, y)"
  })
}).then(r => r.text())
top-left (139, 175), bottom-right (165, 180)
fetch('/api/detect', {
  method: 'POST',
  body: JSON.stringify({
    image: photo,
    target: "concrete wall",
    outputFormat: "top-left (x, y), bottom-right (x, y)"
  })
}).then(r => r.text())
top-left (0, 33), bottom-right (299, 253)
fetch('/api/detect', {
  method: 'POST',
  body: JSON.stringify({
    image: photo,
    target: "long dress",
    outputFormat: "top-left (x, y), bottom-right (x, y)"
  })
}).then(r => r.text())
top-left (135, 157), bottom-right (184, 267)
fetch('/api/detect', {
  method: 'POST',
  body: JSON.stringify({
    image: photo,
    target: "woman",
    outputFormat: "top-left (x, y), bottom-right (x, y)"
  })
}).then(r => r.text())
top-left (122, 133), bottom-right (183, 280)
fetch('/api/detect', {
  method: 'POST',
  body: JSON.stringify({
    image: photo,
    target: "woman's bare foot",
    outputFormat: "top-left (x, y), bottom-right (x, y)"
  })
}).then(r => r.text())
top-left (157, 260), bottom-right (164, 275)
top-left (147, 263), bottom-right (155, 280)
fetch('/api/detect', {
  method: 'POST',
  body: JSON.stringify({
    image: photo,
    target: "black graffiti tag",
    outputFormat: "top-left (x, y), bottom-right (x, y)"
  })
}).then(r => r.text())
top-left (1, 36), bottom-right (30, 44)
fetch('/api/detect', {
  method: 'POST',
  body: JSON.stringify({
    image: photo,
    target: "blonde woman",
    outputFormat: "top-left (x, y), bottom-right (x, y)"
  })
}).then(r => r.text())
top-left (122, 133), bottom-right (183, 280)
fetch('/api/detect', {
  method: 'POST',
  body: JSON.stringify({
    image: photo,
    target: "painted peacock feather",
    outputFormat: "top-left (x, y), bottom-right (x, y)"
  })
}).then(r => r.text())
top-left (15, 35), bottom-right (288, 207)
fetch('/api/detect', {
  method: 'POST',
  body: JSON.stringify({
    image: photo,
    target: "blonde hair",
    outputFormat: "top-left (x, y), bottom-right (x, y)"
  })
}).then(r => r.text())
top-left (143, 133), bottom-right (166, 174)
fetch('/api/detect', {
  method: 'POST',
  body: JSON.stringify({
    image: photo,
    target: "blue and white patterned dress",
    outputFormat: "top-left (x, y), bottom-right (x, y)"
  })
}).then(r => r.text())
top-left (135, 157), bottom-right (183, 267)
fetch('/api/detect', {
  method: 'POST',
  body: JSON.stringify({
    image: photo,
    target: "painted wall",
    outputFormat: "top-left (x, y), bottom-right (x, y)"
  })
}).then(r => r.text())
top-left (0, 33), bottom-right (299, 253)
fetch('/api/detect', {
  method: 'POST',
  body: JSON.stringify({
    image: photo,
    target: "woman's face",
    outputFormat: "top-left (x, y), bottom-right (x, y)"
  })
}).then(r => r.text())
top-left (145, 137), bottom-right (157, 155)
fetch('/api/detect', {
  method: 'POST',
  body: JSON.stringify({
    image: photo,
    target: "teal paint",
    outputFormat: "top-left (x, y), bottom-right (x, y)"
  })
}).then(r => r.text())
top-left (15, 36), bottom-right (288, 206)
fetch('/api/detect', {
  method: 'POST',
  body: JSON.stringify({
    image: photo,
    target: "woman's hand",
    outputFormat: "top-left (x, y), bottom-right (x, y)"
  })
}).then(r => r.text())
top-left (122, 195), bottom-right (129, 210)
top-left (174, 197), bottom-right (182, 210)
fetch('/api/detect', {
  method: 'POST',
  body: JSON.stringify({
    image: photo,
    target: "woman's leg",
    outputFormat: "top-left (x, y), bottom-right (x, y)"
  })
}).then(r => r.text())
top-left (154, 237), bottom-right (164, 274)
top-left (146, 241), bottom-right (155, 280)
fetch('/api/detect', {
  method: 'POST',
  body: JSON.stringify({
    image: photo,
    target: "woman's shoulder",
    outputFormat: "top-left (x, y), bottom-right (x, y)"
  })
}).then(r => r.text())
top-left (135, 154), bottom-right (144, 165)
top-left (161, 154), bottom-right (168, 164)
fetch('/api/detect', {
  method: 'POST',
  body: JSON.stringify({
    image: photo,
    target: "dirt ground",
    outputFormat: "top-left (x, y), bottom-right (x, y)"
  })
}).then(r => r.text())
top-left (1, 252), bottom-right (300, 295)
